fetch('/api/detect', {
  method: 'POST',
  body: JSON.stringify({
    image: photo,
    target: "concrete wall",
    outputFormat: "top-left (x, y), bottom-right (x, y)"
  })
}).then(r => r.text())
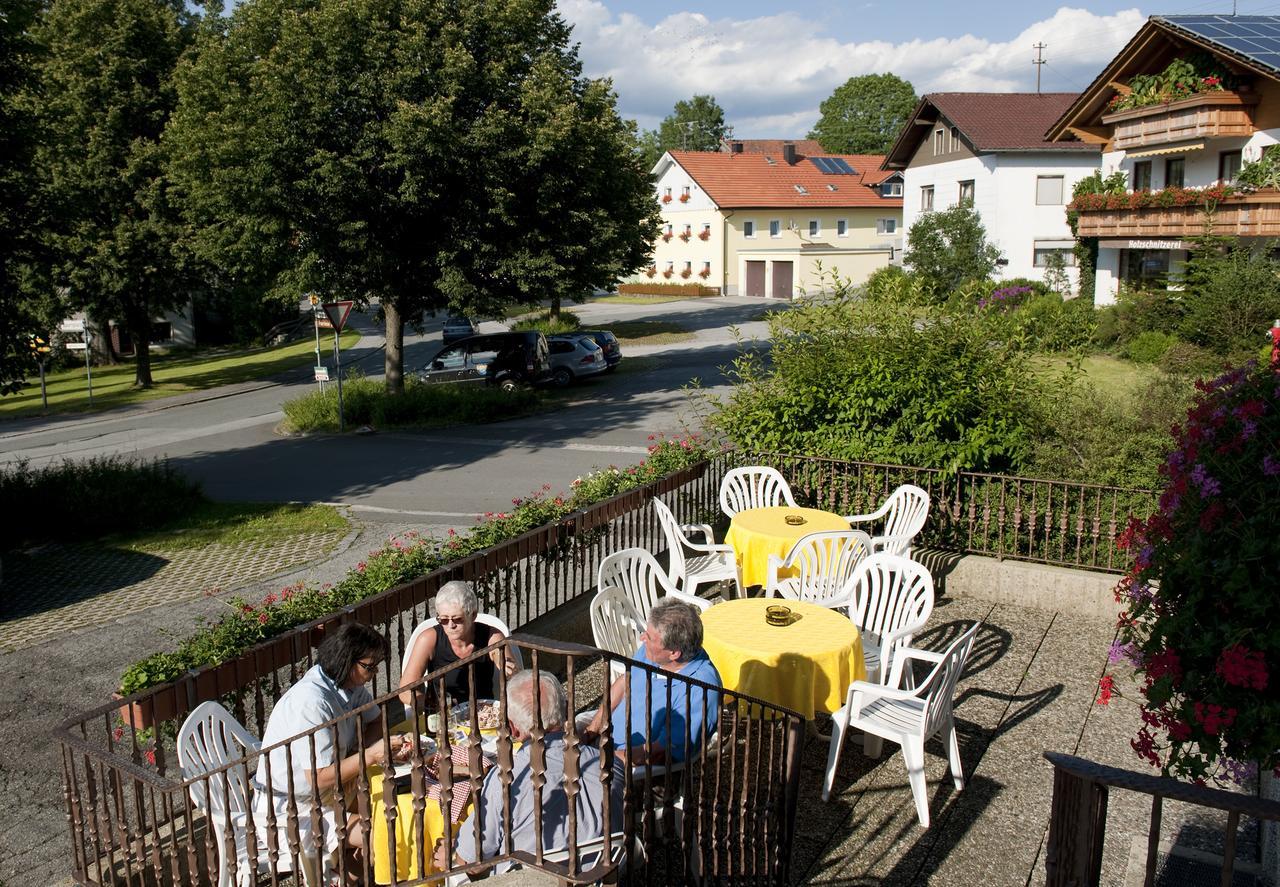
top-left (912, 549), bottom-right (1122, 619)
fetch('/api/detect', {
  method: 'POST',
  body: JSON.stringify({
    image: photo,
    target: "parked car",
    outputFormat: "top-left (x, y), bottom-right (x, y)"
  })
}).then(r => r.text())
top-left (576, 330), bottom-right (621, 371)
top-left (545, 334), bottom-right (608, 387)
top-left (441, 316), bottom-right (479, 345)
top-left (418, 331), bottom-right (550, 391)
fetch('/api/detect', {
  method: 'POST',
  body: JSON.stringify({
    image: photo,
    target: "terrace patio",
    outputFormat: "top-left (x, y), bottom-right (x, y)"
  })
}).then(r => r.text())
top-left (23, 454), bottom-right (1275, 886)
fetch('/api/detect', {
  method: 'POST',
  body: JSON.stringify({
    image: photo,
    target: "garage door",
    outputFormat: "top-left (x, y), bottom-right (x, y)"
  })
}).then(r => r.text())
top-left (772, 261), bottom-right (793, 299)
top-left (744, 261), bottom-right (766, 297)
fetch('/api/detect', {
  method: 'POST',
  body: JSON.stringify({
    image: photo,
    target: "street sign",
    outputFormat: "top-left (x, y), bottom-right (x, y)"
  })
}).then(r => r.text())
top-left (314, 366), bottom-right (330, 382)
top-left (64, 341), bottom-right (88, 351)
top-left (60, 319), bottom-right (86, 333)
top-left (319, 301), bottom-right (354, 332)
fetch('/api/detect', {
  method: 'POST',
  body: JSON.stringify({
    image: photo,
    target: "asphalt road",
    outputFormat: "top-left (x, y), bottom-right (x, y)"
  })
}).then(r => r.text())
top-left (0, 297), bottom-right (776, 523)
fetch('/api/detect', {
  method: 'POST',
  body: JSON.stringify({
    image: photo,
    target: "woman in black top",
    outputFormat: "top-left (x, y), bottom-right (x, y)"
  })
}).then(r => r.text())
top-left (398, 581), bottom-right (517, 708)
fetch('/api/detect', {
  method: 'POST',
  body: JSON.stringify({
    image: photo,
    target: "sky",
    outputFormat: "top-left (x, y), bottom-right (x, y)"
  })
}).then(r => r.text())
top-left (559, 0), bottom-right (1280, 136)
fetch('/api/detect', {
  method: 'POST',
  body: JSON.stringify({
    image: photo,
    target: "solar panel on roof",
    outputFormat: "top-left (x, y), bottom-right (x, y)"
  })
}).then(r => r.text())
top-left (1161, 15), bottom-right (1280, 73)
top-left (830, 158), bottom-right (856, 174)
top-left (808, 156), bottom-right (857, 175)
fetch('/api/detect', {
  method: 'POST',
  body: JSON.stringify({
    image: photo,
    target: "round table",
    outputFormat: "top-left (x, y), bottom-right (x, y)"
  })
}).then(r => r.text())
top-left (724, 506), bottom-right (851, 588)
top-left (369, 766), bottom-right (450, 884)
top-left (699, 598), bottom-right (865, 720)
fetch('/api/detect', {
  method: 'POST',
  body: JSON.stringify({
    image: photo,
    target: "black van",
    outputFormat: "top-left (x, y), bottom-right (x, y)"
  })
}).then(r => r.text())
top-left (418, 331), bottom-right (550, 391)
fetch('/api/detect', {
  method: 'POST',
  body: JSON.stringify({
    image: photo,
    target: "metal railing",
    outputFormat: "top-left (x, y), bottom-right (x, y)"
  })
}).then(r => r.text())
top-left (1044, 752), bottom-right (1280, 887)
top-left (57, 636), bottom-right (802, 886)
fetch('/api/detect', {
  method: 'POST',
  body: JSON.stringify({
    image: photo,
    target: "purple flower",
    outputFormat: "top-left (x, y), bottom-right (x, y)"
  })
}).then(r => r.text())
top-left (1190, 464), bottom-right (1208, 486)
top-left (1221, 758), bottom-right (1258, 786)
top-left (1108, 640), bottom-right (1139, 665)
top-left (1200, 476), bottom-right (1222, 497)
top-left (1264, 455), bottom-right (1280, 477)
top-left (1241, 419), bottom-right (1258, 440)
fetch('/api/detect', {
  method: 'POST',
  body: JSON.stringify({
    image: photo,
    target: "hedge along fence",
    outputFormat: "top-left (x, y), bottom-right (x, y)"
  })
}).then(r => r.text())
top-left (617, 282), bottom-right (720, 297)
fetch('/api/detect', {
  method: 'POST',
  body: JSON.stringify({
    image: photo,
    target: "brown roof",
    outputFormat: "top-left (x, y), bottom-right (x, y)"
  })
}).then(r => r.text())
top-left (721, 139), bottom-right (825, 155)
top-left (884, 93), bottom-right (1100, 168)
top-left (669, 150), bottom-right (902, 209)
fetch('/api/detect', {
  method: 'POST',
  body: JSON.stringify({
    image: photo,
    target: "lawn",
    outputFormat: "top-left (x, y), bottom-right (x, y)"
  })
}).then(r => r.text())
top-left (114, 501), bottom-right (349, 552)
top-left (1035, 353), bottom-right (1161, 400)
top-left (1, 329), bottom-right (360, 419)
top-left (609, 321), bottom-right (694, 345)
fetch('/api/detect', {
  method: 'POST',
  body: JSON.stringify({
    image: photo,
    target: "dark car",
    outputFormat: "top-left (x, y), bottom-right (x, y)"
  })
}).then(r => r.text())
top-left (576, 330), bottom-right (622, 371)
top-left (441, 316), bottom-right (479, 345)
top-left (419, 331), bottom-right (550, 391)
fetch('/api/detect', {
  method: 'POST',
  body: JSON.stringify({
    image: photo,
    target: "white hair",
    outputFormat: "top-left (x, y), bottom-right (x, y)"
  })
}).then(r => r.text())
top-left (435, 581), bottom-right (479, 618)
top-left (505, 670), bottom-right (566, 733)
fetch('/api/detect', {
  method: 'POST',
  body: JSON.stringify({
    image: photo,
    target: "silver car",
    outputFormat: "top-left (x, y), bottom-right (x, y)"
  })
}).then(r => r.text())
top-left (546, 334), bottom-right (608, 387)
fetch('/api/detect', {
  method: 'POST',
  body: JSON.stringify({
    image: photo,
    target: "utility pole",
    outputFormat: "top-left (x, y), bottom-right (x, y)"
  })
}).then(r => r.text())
top-left (1033, 42), bottom-right (1046, 95)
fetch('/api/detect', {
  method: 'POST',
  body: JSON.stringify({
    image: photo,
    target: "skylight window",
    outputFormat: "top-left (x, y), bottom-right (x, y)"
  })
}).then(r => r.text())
top-left (794, 184), bottom-right (808, 194)
top-left (826, 184), bottom-right (838, 192)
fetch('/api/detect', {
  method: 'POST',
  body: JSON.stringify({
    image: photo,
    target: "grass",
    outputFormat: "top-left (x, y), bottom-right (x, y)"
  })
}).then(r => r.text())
top-left (593, 294), bottom-right (691, 305)
top-left (608, 321), bottom-right (694, 346)
top-left (1, 329), bottom-right (361, 419)
top-left (1036, 353), bottom-right (1162, 400)
top-left (114, 501), bottom-right (348, 552)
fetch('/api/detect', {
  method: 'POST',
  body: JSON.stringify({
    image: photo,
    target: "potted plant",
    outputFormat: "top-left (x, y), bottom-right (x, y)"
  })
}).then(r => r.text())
top-left (679, 193), bottom-right (690, 203)
top-left (661, 194), bottom-right (673, 203)
top-left (661, 231), bottom-right (673, 242)
top-left (698, 230), bottom-right (710, 241)
top-left (662, 269), bottom-right (673, 278)
top-left (1107, 361), bottom-right (1280, 786)
top-left (680, 268), bottom-right (691, 279)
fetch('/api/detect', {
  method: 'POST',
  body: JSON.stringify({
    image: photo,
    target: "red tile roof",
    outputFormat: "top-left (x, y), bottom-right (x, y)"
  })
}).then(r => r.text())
top-left (669, 150), bottom-right (902, 209)
top-left (884, 93), bottom-right (1100, 168)
top-left (722, 139), bottom-right (825, 155)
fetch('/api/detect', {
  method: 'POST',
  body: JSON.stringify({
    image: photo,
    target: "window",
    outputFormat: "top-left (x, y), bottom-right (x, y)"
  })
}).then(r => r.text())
top-left (808, 219), bottom-right (820, 236)
top-left (683, 224), bottom-right (692, 236)
top-left (921, 186), bottom-right (934, 211)
top-left (1122, 248), bottom-right (1170, 284)
top-left (934, 129), bottom-right (945, 155)
top-left (431, 345), bottom-right (467, 370)
top-left (958, 180), bottom-right (975, 204)
top-left (837, 219), bottom-right (848, 237)
top-left (1165, 157), bottom-right (1185, 188)
top-left (1033, 246), bottom-right (1077, 267)
top-left (876, 218), bottom-right (897, 235)
top-left (880, 180), bottom-right (903, 197)
top-left (701, 222), bottom-right (711, 235)
top-left (794, 184), bottom-right (809, 194)
top-left (1132, 161), bottom-right (1152, 191)
top-left (769, 219), bottom-right (781, 238)
top-left (663, 223), bottom-right (673, 236)
top-left (1035, 176), bottom-right (1064, 205)
top-left (681, 185), bottom-right (690, 199)
top-left (702, 261), bottom-right (711, 273)
top-left (743, 220), bottom-right (756, 238)
top-left (665, 260), bottom-right (673, 272)
top-left (663, 187), bottom-right (671, 199)
top-left (950, 126), bottom-right (961, 152)
top-left (1220, 150), bottom-right (1243, 184)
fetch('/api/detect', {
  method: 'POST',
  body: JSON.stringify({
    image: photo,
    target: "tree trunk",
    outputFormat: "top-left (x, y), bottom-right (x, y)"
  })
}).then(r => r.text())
top-left (549, 294), bottom-right (560, 322)
top-left (130, 313), bottom-right (153, 388)
top-left (384, 299), bottom-right (404, 395)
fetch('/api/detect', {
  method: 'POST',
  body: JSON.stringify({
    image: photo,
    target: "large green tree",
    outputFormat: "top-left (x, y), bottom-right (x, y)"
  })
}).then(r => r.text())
top-left (34, 0), bottom-right (198, 388)
top-left (638, 94), bottom-right (727, 167)
top-left (904, 204), bottom-right (1002, 297)
top-left (808, 73), bottom-right (918, 155)
top-left (168, 0), bottom-right (658, 393)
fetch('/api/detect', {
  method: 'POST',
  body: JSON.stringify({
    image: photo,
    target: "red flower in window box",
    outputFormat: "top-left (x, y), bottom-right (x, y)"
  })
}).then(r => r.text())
top-left (680, 268), bottom-right (692, 279)
top-left (661, 231), bottom-right (673, 242)
top-left (661, 194), bottom-right (673, 203)
top-left (645, 266), bottom-right (657, 278)
top-left (698, 268), bottom-right (711, 279)
top-left (678, 231), bottom-right (691, 242)
top-left (679, 193), bottom-right (690, 203)
top-left (662, 269), bottom-right (673, 278)
top-left (697, 230), bottom-right (710, 241)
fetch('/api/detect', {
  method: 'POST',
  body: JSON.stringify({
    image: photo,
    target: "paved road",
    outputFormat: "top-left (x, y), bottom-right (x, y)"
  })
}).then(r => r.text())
top-left (0, 297), bottom-right (776, 524)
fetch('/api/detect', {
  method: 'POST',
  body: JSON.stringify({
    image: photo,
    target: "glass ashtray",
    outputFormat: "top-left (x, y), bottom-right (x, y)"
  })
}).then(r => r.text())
top-left (784, 514), bottom-right (807, 526)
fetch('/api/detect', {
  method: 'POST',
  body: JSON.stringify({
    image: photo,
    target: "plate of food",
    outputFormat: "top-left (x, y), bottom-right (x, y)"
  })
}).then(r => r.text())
top-left (390, 734), bottom-right (439, 779)
top-left (450, 700), bottom-right (503, 735)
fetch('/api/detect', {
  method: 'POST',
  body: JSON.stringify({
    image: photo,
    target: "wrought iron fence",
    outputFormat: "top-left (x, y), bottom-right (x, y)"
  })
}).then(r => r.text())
top-left (57, 636), bottom-right (802, 886)
top-left (747, 452), bottom-right (1155, 572)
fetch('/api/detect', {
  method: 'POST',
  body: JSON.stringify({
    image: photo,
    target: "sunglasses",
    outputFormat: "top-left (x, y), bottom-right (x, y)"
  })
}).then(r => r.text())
top-left (356, 658), bottom-right (380, 671)
top-left (437, 615), bottom-right (467, 626)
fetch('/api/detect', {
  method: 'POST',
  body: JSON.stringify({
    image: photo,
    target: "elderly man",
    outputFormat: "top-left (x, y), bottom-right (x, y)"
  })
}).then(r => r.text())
top-left (584, 597), bottom-right (722, 766)
top-left (435, 669), bottom-right (621, 876)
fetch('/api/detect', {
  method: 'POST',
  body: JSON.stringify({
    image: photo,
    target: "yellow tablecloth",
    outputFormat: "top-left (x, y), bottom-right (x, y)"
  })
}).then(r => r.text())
top-left (700, 598), bottom-right (865, 720)
top-left (369, 767), bottom-right (449, 885)
top-left (724, 506), bottom-right (851, 588)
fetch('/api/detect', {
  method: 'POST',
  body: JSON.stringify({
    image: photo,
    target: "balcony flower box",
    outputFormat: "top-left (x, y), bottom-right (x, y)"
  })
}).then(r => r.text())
top-left (679, 232), bottom-right (691, 242)
top-left (1101, 90), bottom-right (1258, 151)
top-left (698, 269), bottom-right (710, 279)
top-left (662, 269), bottom-right (673, 278)
top-left (697, 230), bottom-right (710, 241)
top-left (645, 267), bottom-right (656, 278)
top-left (680, 269), bottom-right (692, 279)
top-left (661, 194), bottom-right (672, 203)
top-left (679, 193), bottom-right (690, 203)
top-left (1070, 187), bottom-right (1280, 239)
top-left (661, 232), bottom-right (672, 242)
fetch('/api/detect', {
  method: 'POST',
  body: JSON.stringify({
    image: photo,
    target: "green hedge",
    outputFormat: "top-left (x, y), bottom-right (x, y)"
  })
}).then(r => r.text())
top-left (617, 282), bottom-right (718, 297)
top-left (282, 374), bottom-right (542, 432)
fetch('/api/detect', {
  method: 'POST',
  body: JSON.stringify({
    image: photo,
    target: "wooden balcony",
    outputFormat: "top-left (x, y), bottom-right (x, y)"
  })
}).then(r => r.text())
top-left (1074, 191), bottom-right (1280, 239)
top-left (1102, 90), bottom-right (1259, 151)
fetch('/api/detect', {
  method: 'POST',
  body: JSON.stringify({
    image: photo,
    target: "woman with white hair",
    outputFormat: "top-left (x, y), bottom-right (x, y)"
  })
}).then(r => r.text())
top-left (399, 581), bottom-right (517, 706)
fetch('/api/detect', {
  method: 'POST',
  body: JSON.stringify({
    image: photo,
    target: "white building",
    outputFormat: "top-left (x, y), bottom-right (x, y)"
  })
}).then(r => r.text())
top-left (1047, 15), bottom-right (1280, 305)
top-left (882, 93), bottom-right (1101, 287)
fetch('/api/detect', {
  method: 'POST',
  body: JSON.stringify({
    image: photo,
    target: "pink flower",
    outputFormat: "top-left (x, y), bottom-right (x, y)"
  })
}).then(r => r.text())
top-left (144, 747), bottom-right (157, 766)
top-left (113, 726), bottom-right (125, 741)
top-left (512, 498), bottom-right (523, 506)
top-left (357, 562), bottom-right (367, 572)
top-left (258, 613), bottom-right (269, 624)
top-left (447, 528), bottom-right (456, 536)
top-left (263, 593), bottom-right (277, 606)
top-left (1216, 645), bottom-right (1268, 690)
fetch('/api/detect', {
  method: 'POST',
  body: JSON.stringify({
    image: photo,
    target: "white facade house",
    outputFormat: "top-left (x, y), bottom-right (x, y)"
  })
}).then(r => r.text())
top-left (1047, 15), bottom-right (1280, 305)
top-left (883, 93), bottom-right (1101, 288)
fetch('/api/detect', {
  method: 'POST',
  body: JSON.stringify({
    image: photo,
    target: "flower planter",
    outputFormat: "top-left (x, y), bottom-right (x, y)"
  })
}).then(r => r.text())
top-left (679, 195), bottom-right (689, 203)
top-left (1101, 90), bottom-right (1258, 150)
top-left (113, 690), bottom-right (179, 732)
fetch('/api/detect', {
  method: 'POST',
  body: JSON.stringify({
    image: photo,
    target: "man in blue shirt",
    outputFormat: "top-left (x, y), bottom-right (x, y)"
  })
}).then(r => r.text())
top-left (584, 598), bottom-right (721, 765)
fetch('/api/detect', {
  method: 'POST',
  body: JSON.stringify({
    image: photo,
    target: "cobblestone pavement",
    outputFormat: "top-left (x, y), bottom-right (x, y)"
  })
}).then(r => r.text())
top-left (0, 530), bottom-right (348, 653)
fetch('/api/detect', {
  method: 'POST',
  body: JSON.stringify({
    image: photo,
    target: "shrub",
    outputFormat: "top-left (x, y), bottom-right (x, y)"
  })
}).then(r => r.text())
top-left (1095, 285), bottom-right (1184, 349)
top-left (1107, 362), bottom-right (1280, 784)
top-left (1017, 293), bottom-right (1098, 352)
top-left (903, 204), bottom-right (1001, 299)
top-left (861, 265), bottom-right (928, 305)
top-left (0, 456), bottom-right (204, 549)
top-left (510, 310), bottom-right (581, 335)
top-left (282, 375), bottom-right (541, 432)
top-left (1180, 237), bottom-right (1280, 356)
top-left (1126, 330), bottom-right (1180, 364)
top-left (616, 282), bottom-right (718, 297)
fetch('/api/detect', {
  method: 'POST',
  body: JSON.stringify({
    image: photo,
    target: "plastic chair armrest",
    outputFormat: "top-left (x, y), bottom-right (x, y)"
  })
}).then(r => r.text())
top-left (765, 554), bottom-right (784, 596)
top-left (877, 622), bottom-right (926, 683)
top-left (668, 589), bottom-right (711, 612)
top-left (844, 500), bottom-right (892, 525)
top-left (886, 647), bottom-right (946, 689)
top-left (681, 523), bottom-right (716, 545)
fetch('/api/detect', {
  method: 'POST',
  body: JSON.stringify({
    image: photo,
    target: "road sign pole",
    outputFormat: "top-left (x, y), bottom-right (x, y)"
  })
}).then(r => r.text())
top-left (332, 329), bottom-right (345, 432)
top-left (84, 335), bottom-right (93, 405)
top-left (38, 360), bottom-right (47, 410)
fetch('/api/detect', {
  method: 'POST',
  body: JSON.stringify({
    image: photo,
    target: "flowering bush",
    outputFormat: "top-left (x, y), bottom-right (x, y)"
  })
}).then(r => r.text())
top-left (977, 285), bottom-right (1033, 311)
top-left (1107, 361), bottom-right (1280, 784)
top-left (117, 436), bottom-right (722, 697)
top-left (1105, 56), bottom-right (1234, 113)
top-left (1069, 184), bottom-right (1239, 212)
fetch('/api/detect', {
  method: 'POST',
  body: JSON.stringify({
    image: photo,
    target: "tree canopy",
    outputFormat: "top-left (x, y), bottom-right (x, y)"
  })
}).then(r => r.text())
top-left (638, 94), bottom-right (727, 167)
top-left (168, 0), bottom-right (659, 393)
top-left (33, 0), bottom-right (197, 388)
top-left (808, 73), bottom-right (918, 155)
top-left (903, 204), bottom-right (1002, 296)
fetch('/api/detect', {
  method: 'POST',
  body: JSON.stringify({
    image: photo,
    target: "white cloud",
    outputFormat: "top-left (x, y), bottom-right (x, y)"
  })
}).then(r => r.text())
top-left (558, 2), bottom-right (1146, 136)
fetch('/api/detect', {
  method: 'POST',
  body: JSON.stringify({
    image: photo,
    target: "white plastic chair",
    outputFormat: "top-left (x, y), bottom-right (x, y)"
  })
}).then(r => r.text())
top-left (653, 498), bottom-right (741, 599)
top-left (821, 622), bottom-right (981, 827)
top-left (400, 611), bottom-right (521, 675)
top-left (844, 484), bottom-right (930, 557)
top-left (848, 553), bottom-right (935, 687)
top-left (596, 548), bottom-right (710, 624)
top-left (591, 587), bottom-right (646, 682)
top-left (178, 702), bottom-right (322, 887)
top-left (764, 530), bottom-right (873, 608)
top-left (718, 466), bottom-right (798, 519)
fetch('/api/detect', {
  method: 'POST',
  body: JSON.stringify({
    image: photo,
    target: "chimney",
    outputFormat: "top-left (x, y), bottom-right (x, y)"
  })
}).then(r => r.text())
top-left (731, 140), bottom-right (744, 154)
top-left (782, 142), bottom-right (797, 165)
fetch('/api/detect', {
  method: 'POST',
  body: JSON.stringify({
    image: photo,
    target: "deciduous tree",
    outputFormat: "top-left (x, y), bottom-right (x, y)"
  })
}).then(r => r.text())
top-left (904, 204), bottom-right (1002, 297)
top-left (808, 73), bottom-right (917, 155)
top-left (637, 94), bottom-right (727, 167)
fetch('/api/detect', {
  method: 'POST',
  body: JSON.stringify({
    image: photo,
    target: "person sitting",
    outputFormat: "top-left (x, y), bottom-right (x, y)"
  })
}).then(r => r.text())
top-left (434, 670), bottom-right (622, 876)
top-left (582, 597), bottom-right (721, 765)
top-left (399, 581), bottom-right (518, 709)
top-left (255, 622), bottom-right (403, 872)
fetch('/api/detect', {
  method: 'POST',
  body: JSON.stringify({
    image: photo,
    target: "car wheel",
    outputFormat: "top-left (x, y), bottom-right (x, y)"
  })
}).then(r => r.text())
top-left (499, 378), bottom-right (520, 394)
top-left (551, 367), bottom-right (573, 388)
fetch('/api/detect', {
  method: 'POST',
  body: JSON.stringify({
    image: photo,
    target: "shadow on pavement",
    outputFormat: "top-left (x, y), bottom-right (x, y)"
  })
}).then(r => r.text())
top-left (0, 546), bottom-right (169, 620)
